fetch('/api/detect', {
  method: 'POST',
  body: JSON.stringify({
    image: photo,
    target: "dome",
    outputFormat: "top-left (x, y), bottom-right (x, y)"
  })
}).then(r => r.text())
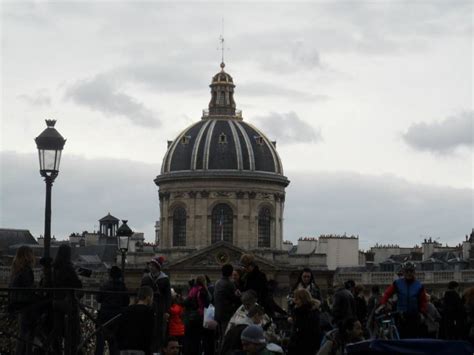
top-left (156, 63), bottom-right (288, 186)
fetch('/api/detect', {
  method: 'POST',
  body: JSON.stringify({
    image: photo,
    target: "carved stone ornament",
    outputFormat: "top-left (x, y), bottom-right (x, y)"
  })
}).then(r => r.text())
top-left (248, 191), bottom-right (257, 199)
top-left (188, 191), bottom-right (197, 198)
top-left (174, 192), bottom-right (185, 198)
top-left (236, 191), bottom-right (245, 199)
top-left (261, 193), bottom-right (272, 200)
top-left (159, 191), bottom-right (170, 200)
top-left (274, 193), bottom-right (281, 202)
top-left (215, 251), bottom-right (230, 264)
top-left (216, 191), bottom-right (231, 197)
top-left (200, 190), bottom-right (210, 198)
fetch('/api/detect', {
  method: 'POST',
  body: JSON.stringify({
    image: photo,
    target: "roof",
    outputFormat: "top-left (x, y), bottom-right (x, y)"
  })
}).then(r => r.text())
top-left (99, 213), bottom-right (120, 222)
top-left (0, 228), bottom-right (38, 250)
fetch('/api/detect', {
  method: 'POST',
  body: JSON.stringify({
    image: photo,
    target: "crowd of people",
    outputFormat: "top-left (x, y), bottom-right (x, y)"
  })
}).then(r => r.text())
top-left (7, 246), bottom-right (474, 355)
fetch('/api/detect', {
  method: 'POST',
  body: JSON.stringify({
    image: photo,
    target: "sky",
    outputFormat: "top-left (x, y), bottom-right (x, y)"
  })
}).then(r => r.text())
top-left (1, 1), bottom-right (473, 250)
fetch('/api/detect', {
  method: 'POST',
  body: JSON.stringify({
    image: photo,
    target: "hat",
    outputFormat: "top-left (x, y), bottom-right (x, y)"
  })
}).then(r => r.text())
top-left (241, 325), bottom-right (266, 344)
top-left (149, 256), bottom-right (162, 268)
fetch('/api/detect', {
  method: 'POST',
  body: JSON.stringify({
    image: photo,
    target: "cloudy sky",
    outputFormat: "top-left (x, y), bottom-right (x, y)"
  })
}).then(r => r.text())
top-left (1, 1), bottom-right (472, 249)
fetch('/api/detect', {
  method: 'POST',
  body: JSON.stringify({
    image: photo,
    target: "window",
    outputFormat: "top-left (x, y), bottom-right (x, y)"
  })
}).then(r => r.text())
top-left (173, 207), bottom-right (186, 246)
top-left (219, 133), bottom-right (228, 144)
top-left (181, 136), bottom-right (190, 145)
top-left (255, 136), bottom-right (264, 145)
top-left (211, 204), bottom-right (233, 244)
top-left (258, 207), bottom-right (271, 248)
top-left (218, 91), bottom-right (226, 105)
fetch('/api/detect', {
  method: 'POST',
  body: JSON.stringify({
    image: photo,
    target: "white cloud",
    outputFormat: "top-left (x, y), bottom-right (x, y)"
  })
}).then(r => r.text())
top-left (402, 112), bottom-right (473, 154)
top-left (17, 89), bottom-right (51, 107)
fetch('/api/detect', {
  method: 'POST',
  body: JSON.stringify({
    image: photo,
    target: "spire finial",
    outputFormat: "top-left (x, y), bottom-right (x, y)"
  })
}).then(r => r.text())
top-left (218, 18), bottom-right (229, 70)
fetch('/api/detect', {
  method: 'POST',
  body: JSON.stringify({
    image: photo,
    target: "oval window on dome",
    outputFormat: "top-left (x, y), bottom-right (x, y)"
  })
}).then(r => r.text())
top-left (211, 204), bottom-right (233, 244)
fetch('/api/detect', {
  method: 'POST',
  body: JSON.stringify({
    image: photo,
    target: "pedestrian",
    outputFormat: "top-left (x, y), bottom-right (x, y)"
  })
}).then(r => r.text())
top-left (117, 286), bottom-right (155, 355)
top-left (463, 286), bottom-right (474, 343)
top-left (353, 285), bottom-right (367, 327)
top-left (379, 261), bottom-right (428, 339)
top-left (288, 268), bottom-right (321, 314)
top-left (366, 285), bottom-right (382, 338)
top-left (168, 288), bottom-right (185, 346)
top-left (232, 268), bottom-right (244, 292)
top-left (441, 281), bottom-right (465, 339)
top-left (9, 246), bottom-right (36, 355)
top-left (240, 325), bottom-right (276, 355)
top-left (50, 244), bottom-right (83, 354)
top-left (287, 289), bottom-right (321, 355)
top-left (317, 317), bottom-right (364, 355)
top-left (141, 256), bottom-right (172, 352)
top-left (161, 337), bottom-right (181, 355)
top-left (332, 280), bottom-right (356, 326)
top-left (183, 275), bottom-right (210, 355)
top-left (214, 263), bottom-right (241, 343)
top-left (95, 266), bottom-right (129, 355)
top-left (425, 294), bottom-right (441, 338)
top-left (240, 254), bottom-right (270, 314)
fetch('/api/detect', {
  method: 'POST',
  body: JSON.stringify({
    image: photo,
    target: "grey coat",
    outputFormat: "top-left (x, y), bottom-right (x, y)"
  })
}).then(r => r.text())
top-left (213, 276), bottom-right (240, 323)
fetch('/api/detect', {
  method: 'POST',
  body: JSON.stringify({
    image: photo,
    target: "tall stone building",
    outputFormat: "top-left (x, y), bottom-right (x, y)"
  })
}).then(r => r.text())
top-left (155, 62), bottom-right (289, 258)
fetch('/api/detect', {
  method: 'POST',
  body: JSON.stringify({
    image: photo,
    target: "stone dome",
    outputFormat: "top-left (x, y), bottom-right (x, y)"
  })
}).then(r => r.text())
top-left (157, 63), bottom-right (288, 186)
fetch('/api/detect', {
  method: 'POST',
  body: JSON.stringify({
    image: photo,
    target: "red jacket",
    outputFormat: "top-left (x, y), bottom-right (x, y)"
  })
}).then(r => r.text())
top-left (168, 303), bottom-right (185, 337)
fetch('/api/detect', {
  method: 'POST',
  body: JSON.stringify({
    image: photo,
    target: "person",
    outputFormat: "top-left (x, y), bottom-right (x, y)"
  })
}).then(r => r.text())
top-left (117, 286), bottom-right (155, 355)
top-left (50, 244), bottom-right (83, 354)
top-left (317, 317), bottom-right (364, 355)
top-left (240, 254), bottom-right (270, 314)
top-left (226, 291), bottom-right (278, 343)
top-left (288, 268), bottom-right (321, 314)
top-left (353, 285), bottom-right (367, 328)
top-left (183, 275), bottom-right (210, 355)
top-left (240, 325), bottom-right (277, 355)
top-left (161, 337), bottom-right (180, 355)
top-left (366, 285), bottom-right (382, 338)
top-left (95, 266), bottom-right (130, 355)
top-left (332, 280), bottom-right (356, 326)
top-left (214, 263), bottom-right (241, 341)
top-left (141, 256), bottom-right (172, 352)
top-left (463, 286), bottom-right (474, 343)
top-left (168, 288), bottom-right (185, 345)
top-left (287, 289), bottom-right (321, 355)
top-left (266, 280), bottom-right (287, 318)
top-left (379, 261), bottom-right (427, 339)
top-left (232, 268), bottom-right (244, 292)
top-left (9, 246), bottom-right (36, 355)
top-left (441, 281), bottom-right (465, 339)
top-left (425, 294), bottom-right (441, 338)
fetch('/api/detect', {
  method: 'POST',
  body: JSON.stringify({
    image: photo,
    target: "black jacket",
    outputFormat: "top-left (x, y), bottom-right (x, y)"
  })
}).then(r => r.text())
top-left (9, 266), bottom-right (35, 311)
top-left (97, 279), bottom-right (129, 322)
top-left (243, 266), bottom-right (269, 310)
top-left (288, 303), bottom-right (321, 355)
top-left (332, 288), bottom-right (356, 325)
top-left (214, 276), bottom-right (240, 323)
top-left (141, 272), bottom-right (171, 313)
top-left (117, 304), bottom-right (155, 355)
top-left (52, 262), bottom-right (82, 301)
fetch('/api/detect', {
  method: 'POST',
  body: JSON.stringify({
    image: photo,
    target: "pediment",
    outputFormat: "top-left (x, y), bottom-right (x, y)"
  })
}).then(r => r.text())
top-left (165, 241), bottom-right (281, 270)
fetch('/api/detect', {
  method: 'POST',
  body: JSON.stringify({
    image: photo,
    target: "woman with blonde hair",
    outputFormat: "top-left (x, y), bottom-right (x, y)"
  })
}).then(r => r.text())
top-left (287, 288), bottom-right (321, 355)
top-left (9, 245), bottom-right (36, 355)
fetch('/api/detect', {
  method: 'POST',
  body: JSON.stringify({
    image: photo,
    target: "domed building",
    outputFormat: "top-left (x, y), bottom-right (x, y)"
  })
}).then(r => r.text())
top-left (155, 62), bottom-right (289, 258)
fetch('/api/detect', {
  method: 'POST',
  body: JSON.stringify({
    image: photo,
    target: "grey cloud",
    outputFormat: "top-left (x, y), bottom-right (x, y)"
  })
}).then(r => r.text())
top-left (402, 112), bottom-right (473, 154)
top-left (1, 152), bottom-right (471, 248)
top-left (254, 112), bottom-right (322, 144)
top-left (285, 171), bottom-right (473, 249)
top-left (17, 90), bottom-right (51, 106)
top-left (65, 74), bottom-right (160, 127)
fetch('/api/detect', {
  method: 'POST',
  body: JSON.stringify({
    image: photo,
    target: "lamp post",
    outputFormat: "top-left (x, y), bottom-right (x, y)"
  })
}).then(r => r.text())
top-left (117, 220), bottom-right (133, 274)
top-left (35, 119), bottom-right (66, 286)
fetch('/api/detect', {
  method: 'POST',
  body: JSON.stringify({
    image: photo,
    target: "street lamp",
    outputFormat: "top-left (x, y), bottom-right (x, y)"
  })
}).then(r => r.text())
top-left (117, 220), bottom-right (133, 274)
top-left (35, 119), bottom-right (66, 286)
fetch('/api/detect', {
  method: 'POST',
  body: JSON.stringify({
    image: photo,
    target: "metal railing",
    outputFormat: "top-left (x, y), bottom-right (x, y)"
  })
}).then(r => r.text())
top-left (0, 287), bottom-right (133, 354)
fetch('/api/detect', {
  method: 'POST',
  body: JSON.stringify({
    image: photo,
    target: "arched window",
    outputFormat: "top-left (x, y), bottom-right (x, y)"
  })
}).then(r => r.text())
top-left (173, 207), bottom-right (186, 246)
top-left (211, 203), bottom-right (233, 244)
top-left (258, 207), bottom-right (271, 248)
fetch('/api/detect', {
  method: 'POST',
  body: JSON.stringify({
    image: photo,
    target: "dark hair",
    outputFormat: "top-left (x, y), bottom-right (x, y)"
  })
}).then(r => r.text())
top-left (11, 246), bottom-right (35, 278)
top-left (371, 285), bottom-right (380, 294)
top-left (222, 263), bottom-right (234, 277)
top-left (292, 268), bottom-right (315, 291)
top-left (339, 317), bottom-right (359, 335)
top-left (344, 280), bottom-right (355, 289)
top-left (162, 336), bottom-right (179, 349)
top-left (53, 244), bottom-right (72, 268)
top-left (137, 286), bottom-right (153, 301)
top-left (448, 281), bottom-right (459, 290)
top-left (248, 304), bottom-right (265, 317)
top-left (109, 266), bottom-right (122, 280)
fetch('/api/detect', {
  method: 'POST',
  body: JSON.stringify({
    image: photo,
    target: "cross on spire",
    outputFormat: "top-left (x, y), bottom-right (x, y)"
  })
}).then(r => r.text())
top-left (217, 18), bottom-right (229, 69)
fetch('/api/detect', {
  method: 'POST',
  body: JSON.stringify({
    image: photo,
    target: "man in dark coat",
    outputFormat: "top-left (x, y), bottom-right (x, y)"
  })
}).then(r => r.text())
top-left (240, 254), bottom-right (270, 314)
top-left (442, 281), bottom-right (465, 339)
top-left (332, 279), bottom-right (356, 326)
top-left (214, 264), bottom-right (241, 342)
top-left (141, 256), bottom-right (171, 352)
